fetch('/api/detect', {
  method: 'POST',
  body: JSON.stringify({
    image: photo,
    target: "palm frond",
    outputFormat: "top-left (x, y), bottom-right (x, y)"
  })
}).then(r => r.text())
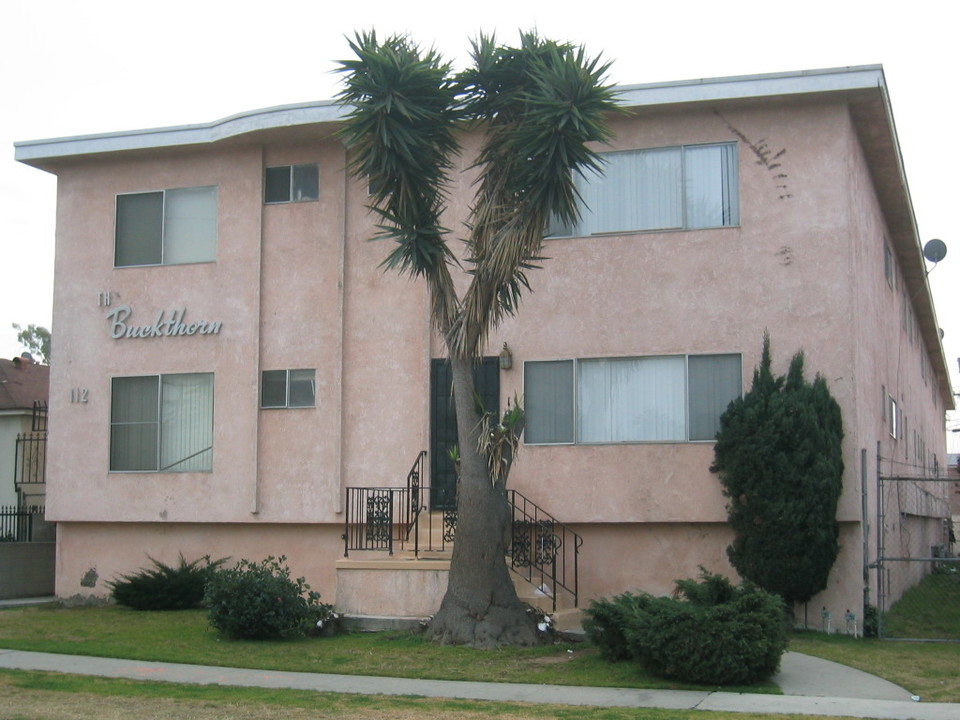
top-left (449, 35), bottom-right (621, 357)
top-left (336, 31), bottom-right (460, 288)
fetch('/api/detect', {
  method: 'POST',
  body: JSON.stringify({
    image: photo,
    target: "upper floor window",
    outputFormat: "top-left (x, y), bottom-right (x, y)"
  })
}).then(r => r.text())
top-left (550, 143), bottom-right (739, 237)
top-left (261, 369), bottom-right (316, 408)
top-left (888, 395), bottom-right (899, 439)
top-left (115, 186), bottom-right (217, 267)
top-left (265, 164), bottom-right (319, 204)
top-left (883, 242), bottom-right (894, 289)
top-left (110, 373), bottom-right (214, 472)
top-left (524, 354), bottom-right (741, 445)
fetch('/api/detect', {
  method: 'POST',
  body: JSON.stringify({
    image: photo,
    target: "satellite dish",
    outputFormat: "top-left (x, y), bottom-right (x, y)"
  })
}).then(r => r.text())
top-left (923, 238), bottom-right (947, 263)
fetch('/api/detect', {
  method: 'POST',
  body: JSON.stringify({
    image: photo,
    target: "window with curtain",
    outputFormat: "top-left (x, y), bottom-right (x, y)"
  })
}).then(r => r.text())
top-left (524, 354), bottom-right (741, 444)
top-left (115, 186), bottom-right (217, 267)
top-left (110, 373), bottom-right (214, 471)
top-left (549, 143), bottom-right (738, 237)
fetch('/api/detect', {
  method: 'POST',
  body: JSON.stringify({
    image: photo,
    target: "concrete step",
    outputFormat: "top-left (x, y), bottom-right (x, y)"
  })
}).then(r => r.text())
top-left (511, 570), bottom-right (577, 614)
top-left (408, 511), bottom-right (454, 553)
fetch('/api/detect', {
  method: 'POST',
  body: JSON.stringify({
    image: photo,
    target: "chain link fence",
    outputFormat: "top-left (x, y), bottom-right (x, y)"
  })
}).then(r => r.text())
top-left (877, 471), bottom-right (958, 640)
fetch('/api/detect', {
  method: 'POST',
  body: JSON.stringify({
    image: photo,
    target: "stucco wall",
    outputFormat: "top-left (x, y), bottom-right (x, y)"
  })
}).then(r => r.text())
top-left (40, 90), bottom-right (950, 626)
top-left (54, 522), bottom-right (342, 601)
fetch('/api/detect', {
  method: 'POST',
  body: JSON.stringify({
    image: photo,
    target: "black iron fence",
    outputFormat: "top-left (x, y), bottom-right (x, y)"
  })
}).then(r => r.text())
top-left (342, 451), bottom-right (438, 556)
top-left (0, 505), bottom-right (46, 542)
top-left (15, 432), bottom-right (47, 490)
top-left (342, 451), bottom-right (582, 611)
top-left (32, 401), bottom-right (48, 432)
top-left (508, 489), bottom-right (582, 610)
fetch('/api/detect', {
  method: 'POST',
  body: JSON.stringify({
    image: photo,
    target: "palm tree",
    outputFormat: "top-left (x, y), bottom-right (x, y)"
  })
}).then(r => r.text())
top-left (337, 31), bottom-right (618, 646)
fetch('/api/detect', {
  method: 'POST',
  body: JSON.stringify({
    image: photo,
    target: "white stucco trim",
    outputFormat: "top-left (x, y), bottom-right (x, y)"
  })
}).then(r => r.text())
top-left (14, 66), bottom-right (885, 168)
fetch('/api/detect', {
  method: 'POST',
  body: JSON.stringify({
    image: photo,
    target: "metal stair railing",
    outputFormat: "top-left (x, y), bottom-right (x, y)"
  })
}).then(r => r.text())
top-left (344, 452), bottom-right (452, 557)
top-left (507, 489), bottom-right (582, 611)
top-left (342, 453), bottom-right (583, 612)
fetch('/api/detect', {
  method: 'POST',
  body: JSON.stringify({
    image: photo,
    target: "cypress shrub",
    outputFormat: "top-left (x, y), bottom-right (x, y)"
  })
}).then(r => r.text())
top-left (711, 333), bottom-right (844, 606)
top-left (582, 591), bottom-right (651, 661)
top-left (108, 554), bottom-right (225, 610)
top-left (584, 571), bottom-right (787, 685)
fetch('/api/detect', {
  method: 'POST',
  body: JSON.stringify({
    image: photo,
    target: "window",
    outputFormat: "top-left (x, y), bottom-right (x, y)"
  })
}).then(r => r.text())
top-left (883, 242), bottom-right (894, 289)
top-left (550, 143), bottom-right (738, 237)
top-left (115, 186), bottom-right (217, 267)
top-left (524, 354), bottom-right (741, 444)
top-left (261, 369), bottom-right (316, 408)
top-left (110, 373), bottom-right (214, 472)
top-left (888, 396), bottom-right (898, 439)
top-left (265, 165), bottom-right (319, 203)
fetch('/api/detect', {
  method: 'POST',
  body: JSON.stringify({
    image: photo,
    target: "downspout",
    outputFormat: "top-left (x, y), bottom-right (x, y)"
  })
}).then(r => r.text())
top-left (861, 447), bottom-right (869, 611)
top-left (251, 146), bottom-right (265, 514)
top-left (334, 146), bottom-right (347, 513)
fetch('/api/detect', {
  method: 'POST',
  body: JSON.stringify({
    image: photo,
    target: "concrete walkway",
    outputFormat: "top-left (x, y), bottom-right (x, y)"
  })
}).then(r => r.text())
top-left (1, 647), bottom-right (956, 719)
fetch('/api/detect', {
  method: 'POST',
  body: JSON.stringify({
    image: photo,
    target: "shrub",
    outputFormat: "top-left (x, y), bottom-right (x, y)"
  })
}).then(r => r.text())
top-left (204, 555), bottom-right (335, 640)
top-left (584, 571), bottom-right (787, 685)
top-left (863, 604), bottom-right (879, 638)
top-left (582, 592), bottom-right (651, 661)
top-left (711, 333), bottom-right (843, 606)
top-left (107, 554), bottom-right (225, 610)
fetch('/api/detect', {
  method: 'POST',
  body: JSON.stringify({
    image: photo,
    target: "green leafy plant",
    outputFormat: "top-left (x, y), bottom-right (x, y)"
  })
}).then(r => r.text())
top-left (12, 322), bottom-right (51, 364)
top-left (581, 592), bottom-right (649, 661)
top-left (107, 554), bottom-right (225, 611)
top-left (204, 556), bottom-right (335, 640)
top-left (476, 393), bottom-right (525, 485)
top-left (711, 333), bottom-right (844, 607)
top-left (863, 604), bottom-right (879, 638)
top-left (584, 570), bottom-right (788, 685)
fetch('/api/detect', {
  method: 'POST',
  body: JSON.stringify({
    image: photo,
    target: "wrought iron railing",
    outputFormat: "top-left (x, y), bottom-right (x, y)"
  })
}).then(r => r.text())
top-left (342, 451), bottom-right (452, 556)
top-left (32, 401), bottom-right (48, 432)
top-left (507, 489), bottom-right (582, 610)
top-left (342, 453), bottom-right (582, 610)
top-left (0, 505), bottom-right (45, 542)
top-left (15, 432), bottom-right (47, 491)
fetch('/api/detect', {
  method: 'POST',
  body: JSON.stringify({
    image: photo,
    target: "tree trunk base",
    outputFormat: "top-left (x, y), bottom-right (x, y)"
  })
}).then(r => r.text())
top-left (428, 596), bottom-right (542, 648)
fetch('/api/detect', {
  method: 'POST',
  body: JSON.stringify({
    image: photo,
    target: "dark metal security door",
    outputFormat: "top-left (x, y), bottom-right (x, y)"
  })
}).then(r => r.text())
top-left (430, 357), bottom-right (499, 509)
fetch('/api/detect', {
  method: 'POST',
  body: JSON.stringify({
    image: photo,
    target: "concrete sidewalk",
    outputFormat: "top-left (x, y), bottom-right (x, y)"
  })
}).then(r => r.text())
top-left (1, 647), bottom-right (956, 719)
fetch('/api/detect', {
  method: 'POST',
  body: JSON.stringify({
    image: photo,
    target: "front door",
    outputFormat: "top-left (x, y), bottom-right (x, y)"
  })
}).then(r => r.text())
top-left (430, 357), bottom-right (500, 509)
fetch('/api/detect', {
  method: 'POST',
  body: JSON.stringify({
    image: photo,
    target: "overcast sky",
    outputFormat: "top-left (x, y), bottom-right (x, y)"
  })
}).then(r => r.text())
top-left (2, 0), bottom-right (957, 445)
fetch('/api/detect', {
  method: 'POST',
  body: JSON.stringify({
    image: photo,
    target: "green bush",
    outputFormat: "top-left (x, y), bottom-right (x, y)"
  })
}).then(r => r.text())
top-left (204, 555), bottom-right (335, 640)
top-left (581, 591), bottom-right (650, 661)
top-left (584, 571), bottom-right (787, 685)
top-left (107, 554), bottom-right (225, 610)
top-left (863, 604), bottom-right (879, 638)
top-left (711, 333), bottom-right (843, 606)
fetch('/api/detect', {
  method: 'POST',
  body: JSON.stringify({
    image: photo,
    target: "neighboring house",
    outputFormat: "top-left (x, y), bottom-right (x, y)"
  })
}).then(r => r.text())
top-left (15, 65), bottom-right (953, 626)
top-left (0, 355), bottom-right (48, 508)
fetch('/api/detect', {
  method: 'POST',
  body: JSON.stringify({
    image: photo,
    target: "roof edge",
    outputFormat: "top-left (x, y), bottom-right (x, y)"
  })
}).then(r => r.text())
top-left (15, 65), bottom-right (886, 168)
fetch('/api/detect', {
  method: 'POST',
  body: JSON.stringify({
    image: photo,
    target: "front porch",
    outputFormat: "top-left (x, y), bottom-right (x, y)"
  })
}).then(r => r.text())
top-left (335, 452), bottom-right (582, 626)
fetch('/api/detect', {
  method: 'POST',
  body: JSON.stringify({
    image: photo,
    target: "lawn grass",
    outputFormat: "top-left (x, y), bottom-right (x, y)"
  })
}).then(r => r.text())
top-left (2, 603), bottom-right (959, 706)
top-left (881, 569), bottom-right (960, 640)
top-left (0, 669), bottom-right (865, 720)
top-left (0, 604), bottom-right (774, 694)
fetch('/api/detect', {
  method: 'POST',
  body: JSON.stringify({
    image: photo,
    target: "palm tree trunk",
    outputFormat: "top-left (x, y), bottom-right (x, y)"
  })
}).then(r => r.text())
top-left (427, 355), bottom-right (539, 646)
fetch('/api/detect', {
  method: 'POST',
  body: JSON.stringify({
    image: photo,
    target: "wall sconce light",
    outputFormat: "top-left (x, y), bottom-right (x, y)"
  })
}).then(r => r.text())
top-left (499, 342), bottom-right (513, 370)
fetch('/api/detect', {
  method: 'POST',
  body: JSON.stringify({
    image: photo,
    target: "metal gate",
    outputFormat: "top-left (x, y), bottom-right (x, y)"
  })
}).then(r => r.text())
top-left (876, 460), bottom-right (958, 640)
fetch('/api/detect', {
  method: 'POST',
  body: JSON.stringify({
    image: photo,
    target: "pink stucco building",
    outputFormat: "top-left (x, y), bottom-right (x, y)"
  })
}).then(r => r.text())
top-left (15, 65), bottom-right (953, 627)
